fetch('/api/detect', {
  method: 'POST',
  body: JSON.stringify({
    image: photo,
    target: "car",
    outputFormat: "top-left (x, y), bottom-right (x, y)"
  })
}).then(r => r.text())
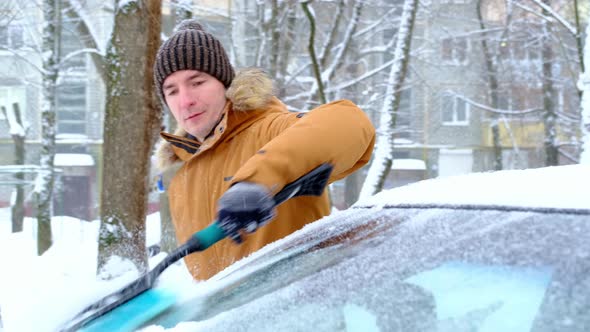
top-left (142, 164), bottom-right (590, 332)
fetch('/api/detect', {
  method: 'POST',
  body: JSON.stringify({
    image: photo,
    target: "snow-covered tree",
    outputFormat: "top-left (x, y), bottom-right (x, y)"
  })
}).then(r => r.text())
top-left (97, 0), bottom-right (163, 276)
top-left (516, 0), bottom-right (585, 164)
top-left (35, 0), bottom-right (60, 255)
top-left (580, 12), bottom-right (590, 164)
top-left (360, 0), bottom-right (419, 198)
top-left (439, 0), bottom-right (583, 169)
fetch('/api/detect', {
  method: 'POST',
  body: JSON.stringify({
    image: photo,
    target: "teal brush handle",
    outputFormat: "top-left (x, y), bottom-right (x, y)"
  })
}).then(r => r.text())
top-left (192, 222), bottom-right (225, 250)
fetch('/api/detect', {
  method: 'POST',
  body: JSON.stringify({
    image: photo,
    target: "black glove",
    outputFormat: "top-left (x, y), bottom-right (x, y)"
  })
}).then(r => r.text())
top-left (217, 182), bottom-right (276, 244)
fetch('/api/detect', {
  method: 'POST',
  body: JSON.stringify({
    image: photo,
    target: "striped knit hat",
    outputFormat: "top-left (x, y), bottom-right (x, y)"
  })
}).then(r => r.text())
top-left (154, 19), bottom-right (235, 105)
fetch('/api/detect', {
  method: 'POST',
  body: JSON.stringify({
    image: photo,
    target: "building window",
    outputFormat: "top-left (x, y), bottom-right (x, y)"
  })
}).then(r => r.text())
top-left (57, 83), bottom-right (86, 134)
top-left (441, 93), bottom-right (469, 125)
top-left (498, 41), bottom-right (541, 64)
top-left (441, 37), bottom-right (469, 65)
top-left (497, 86), bottom-right (541, 111)
top-left (0, 24), bottom-right (24, 49)
top-left (60, 21), bottom-right (86, 70)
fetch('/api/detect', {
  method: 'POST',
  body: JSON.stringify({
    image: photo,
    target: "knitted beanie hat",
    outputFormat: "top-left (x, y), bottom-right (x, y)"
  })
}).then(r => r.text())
top-left (154, 19), bottom-right (235, 105)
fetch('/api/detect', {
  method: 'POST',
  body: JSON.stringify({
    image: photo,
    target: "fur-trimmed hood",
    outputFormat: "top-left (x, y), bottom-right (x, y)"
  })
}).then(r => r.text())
top-left (155, 68), bottom-right (275, 171)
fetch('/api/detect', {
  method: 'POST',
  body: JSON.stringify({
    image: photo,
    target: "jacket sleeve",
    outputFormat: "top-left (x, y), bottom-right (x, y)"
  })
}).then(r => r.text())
top-left (230, 99), bottom-right (376, 195)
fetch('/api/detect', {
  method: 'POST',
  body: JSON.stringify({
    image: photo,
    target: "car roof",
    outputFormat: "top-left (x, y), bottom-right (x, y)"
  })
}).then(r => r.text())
top-left (153, 165), bottom-right (590, 331)
top-left (355, 165), bottom-right (590, 212)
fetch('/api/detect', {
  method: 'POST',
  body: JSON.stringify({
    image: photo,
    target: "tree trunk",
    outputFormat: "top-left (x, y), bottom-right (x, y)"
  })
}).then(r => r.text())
top-left (97, 0), bottom-right (163, 276)
top-left (573, 0), bottom-right (584, 100)
top-left (301, 1), bottom-right (327, 105)
top-left (477, 0), bottom-right (502, 170)
top-left (541, 0), bottom-right (558, 166)
top-left (359, 0), bottom-right (418, 198)
top-left (579, 10), bottom-right (590, 165)
top-left (36, 0), bottom-right (60, 255)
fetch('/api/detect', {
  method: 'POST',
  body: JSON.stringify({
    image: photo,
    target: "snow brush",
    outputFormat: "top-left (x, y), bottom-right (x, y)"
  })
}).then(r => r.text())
top-left (60, 163), bottom-right (334, 332)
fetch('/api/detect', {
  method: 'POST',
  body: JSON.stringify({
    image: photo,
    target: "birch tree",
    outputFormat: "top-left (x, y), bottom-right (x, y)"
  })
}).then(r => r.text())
top-left (1, 1), bottom-right (108, 251)
top-left (97, 0), bottom-right (162, 276)
top-left (359, 0), bottom-right (419, 198)
top-left (36, 0), bottom-right (61, 255)
top-left (580, 16), bottom-right (590, 164)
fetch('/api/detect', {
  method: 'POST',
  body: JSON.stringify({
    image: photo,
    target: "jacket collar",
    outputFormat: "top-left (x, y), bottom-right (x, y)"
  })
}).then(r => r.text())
top-left (156, 68), bottom-right (274, 171)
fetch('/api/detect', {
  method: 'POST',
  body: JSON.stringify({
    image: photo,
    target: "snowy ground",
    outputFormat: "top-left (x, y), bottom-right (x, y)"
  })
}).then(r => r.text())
top-left (0, 210), bottom-right (195, 332)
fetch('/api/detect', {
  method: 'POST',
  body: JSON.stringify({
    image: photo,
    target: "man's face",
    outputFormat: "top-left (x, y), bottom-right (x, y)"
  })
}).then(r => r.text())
top-left (162, 70), bottom-right (227, 141)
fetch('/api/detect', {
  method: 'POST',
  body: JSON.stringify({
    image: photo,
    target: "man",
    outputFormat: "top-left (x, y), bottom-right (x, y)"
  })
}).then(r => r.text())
top-left (154, 20), bottom-right (375, 280)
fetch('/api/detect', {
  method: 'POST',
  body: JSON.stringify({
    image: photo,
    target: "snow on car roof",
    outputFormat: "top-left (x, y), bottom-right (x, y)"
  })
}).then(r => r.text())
top-left (214, 164), bottom-right (589, 282)
top-left (356, 165), bottom-right (590, 211)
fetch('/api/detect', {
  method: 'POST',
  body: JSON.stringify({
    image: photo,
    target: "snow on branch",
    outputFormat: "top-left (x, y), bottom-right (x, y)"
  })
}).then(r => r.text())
top-left (59, 48), bottom-right (105, 67)
top-left (353, 7), bottom-right (397, 38)
top-left (359, 0), bottom-right (418, 200)
top-left (318, 0), bottom-right (344, 67)
top-left (0, 45), bottom-right (46, 74)
top-left (449, 92), bottom-right (544, 115)
top-left (321, 0), bottom-right (362, 82)
top-left (516, 0), bottom-right (577, 36)
top-left (326, 59), bottom-right (396, 93)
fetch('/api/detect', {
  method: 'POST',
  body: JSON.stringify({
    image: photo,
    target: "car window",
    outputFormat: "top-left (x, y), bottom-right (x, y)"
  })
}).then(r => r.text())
top-left (150, 207), bottom-right (590, 332)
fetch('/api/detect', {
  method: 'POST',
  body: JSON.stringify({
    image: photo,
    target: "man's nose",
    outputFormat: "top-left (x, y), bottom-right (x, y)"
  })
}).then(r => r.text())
top-left (179, 88), bottom-right (196, 110)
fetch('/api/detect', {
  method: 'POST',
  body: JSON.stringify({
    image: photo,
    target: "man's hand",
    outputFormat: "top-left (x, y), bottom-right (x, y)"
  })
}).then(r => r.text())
top-left (217, 182), bottom-right (276, 244)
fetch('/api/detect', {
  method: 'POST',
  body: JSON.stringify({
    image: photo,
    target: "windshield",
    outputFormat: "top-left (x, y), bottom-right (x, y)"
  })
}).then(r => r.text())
top-left (150, 207), bottom-right (590, 332)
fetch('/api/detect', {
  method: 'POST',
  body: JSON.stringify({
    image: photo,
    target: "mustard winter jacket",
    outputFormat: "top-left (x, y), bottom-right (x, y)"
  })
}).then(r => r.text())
top-left (156, 68), bottom-right (375, 280)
